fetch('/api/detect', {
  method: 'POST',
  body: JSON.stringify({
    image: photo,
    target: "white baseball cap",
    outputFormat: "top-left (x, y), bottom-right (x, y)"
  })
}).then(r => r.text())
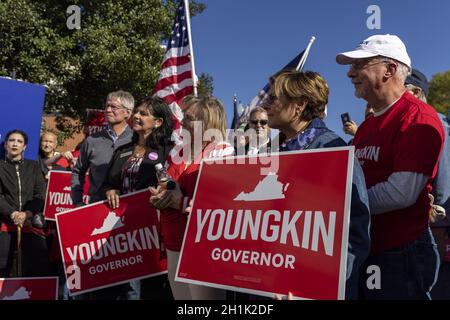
top-left (336, 34), bottom-right (411, 70)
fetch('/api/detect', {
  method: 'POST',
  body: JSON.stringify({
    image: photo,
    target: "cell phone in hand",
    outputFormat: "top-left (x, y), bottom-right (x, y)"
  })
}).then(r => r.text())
top-left (341, 112), bottom-right (351, 125)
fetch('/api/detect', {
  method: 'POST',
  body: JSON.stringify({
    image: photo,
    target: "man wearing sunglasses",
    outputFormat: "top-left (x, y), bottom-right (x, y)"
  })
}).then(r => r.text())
top-left (246, 107), bottom-right (271, 155)
top-left (337, 34), bottom-right (445, 300)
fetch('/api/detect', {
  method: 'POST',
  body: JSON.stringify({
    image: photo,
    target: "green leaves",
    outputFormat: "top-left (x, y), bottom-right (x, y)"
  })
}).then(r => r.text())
top-left (197, 72), bottom-right (214, 97)
top-left (429, 70), bottom-right (450, 115)
top-left (0, 0), bottom-right (206, 123)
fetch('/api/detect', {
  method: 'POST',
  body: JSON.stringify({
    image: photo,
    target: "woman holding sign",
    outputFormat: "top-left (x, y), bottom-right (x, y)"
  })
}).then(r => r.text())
top-left (0, 129), bottom-right (50, 277)
top-left (150, 95), bottom-right (234, 300)
top-left (104, 96), bottom-right (174, 300)
top-left (263, 70), bottom-right (371, 300)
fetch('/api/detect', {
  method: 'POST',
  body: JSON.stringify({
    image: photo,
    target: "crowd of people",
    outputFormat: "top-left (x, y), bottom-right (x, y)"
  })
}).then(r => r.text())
top-left (0, 33), bottom-right (449, 300)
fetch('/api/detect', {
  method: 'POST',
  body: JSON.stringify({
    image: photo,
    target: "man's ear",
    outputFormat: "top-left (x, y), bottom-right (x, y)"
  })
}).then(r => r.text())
top-left (385, 63), bottom-right (397, 78)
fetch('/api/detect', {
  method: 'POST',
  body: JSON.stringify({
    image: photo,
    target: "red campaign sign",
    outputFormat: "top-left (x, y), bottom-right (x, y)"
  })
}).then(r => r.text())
top-left (0, 277), bottom-right (58, 300)
top-left (176, 147), bottom-right (353, 300)
top-left (43, 170), bottom-right (90, 221)
top-left (86, 109), bottom-right (107, 136)
top-left (56, 189), bottom-right (167, 296)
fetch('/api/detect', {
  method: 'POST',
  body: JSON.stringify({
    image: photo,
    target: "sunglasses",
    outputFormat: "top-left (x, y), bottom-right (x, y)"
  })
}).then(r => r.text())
top-left (250, 119), bottom-right (268, 126)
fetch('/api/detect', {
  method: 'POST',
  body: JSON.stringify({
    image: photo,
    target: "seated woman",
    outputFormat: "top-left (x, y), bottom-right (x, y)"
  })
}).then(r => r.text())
top-left (263, 70), bottom-right (371, 300)
top-left (104, 96), bottom-right (174, 300)
top-left (150, 95), bottom-right (234, 300)
top-left (0, 129), bottom-right (50, 277)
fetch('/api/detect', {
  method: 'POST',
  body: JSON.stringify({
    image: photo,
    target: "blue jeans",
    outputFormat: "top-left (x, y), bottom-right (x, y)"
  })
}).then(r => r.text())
top-left (360, 227), bottom-right (440, 300)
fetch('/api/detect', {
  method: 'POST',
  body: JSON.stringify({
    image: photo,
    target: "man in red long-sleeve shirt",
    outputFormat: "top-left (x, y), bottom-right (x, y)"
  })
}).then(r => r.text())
top-left (337, 34), bottom-right (445, 299)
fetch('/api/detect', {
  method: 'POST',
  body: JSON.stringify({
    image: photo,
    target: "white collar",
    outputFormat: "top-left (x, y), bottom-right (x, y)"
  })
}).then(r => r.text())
top-left (373, 96), bottom-right (402, 117)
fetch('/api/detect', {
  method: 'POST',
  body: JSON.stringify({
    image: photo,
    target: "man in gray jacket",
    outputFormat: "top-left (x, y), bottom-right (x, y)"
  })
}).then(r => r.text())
top-left (70, 90), bottom-right (134, 300)
top-left (71, 90), bottom-right (134, 205)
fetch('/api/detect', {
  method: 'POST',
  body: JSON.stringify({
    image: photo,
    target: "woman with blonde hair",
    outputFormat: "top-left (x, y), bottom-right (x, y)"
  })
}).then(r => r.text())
top-left (149, 95), bottom-right (233, 300)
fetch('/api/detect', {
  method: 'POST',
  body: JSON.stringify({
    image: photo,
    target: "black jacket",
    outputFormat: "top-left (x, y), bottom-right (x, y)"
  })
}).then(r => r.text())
top-left (38, 154), bottom-right (69, 180)
top-left (0, 158), bottom-right (46, 222)
top-left (105, 142), bottom-right (173, 193)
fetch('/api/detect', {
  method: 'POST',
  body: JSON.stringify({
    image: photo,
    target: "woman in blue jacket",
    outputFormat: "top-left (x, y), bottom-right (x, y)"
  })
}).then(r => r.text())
top-left (264, 70), bottom-right (371, 300)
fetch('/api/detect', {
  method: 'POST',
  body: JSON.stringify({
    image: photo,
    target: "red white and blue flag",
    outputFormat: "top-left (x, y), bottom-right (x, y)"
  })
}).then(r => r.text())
top-left (153, 0), bottom-right (196, 133)
top-left (237, 50), bottom-right (305, 126)
top-left (237, 37), bottom-right (315, 127)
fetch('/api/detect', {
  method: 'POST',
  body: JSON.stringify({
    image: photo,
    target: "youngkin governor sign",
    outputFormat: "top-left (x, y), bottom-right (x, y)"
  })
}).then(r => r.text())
top-left (56, 189), bottom-right (167, 296)
top-left (176, 147), bottom-right (354, 300)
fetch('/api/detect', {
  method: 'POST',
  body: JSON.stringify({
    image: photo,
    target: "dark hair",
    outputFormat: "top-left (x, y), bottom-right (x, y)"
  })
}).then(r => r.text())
top-left (5, 129), bottom-right (29, 145)
top-left (132, 96), bottom-right (174, 149)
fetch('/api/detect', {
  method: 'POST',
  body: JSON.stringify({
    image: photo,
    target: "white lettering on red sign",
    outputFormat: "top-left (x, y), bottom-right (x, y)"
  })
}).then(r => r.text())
top-left (211, 248), bottom-right (296, 269)
top-left (66, 226), bottom-right (159, 265)
top-left (49, 192), bottom-right (89, 206)
top-left (195, 209), bottom-right (336, 256)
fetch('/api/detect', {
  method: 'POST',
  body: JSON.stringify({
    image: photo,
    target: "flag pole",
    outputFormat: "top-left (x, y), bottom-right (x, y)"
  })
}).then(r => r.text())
top-left (232, 94), bottom-right (237, 129)
top-left (296, 36), bottom-right (316, 71)
top-left (184, 0), bottom-right (198, 96)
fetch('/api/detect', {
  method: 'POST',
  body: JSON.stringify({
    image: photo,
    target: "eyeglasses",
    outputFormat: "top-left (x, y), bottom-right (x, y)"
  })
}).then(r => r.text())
top-left (350, 59), bottom-right (391, 71)
top-left (105, 104), bottom-right (126, 112)
top-left (250, 119), bottom-right (268, 126)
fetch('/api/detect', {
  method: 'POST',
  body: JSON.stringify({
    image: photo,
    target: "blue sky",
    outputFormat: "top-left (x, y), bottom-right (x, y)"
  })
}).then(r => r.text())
top-left (189, 0), bottom-right (450, 142)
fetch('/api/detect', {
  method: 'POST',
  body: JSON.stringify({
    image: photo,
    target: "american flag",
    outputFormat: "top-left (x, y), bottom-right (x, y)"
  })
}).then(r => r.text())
top-left (153, 0), bottom-right (195, 133)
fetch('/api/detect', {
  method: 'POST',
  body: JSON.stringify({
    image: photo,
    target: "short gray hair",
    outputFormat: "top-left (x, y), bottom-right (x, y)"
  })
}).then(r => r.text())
top-left (405, 83), bottom-right (428, 102)
top-left (395, 62), bottom-right (410, 83)
top-left (106, 90), bottom-right (135, 112)
top-left (380, 57), bottom-right (410, 83)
